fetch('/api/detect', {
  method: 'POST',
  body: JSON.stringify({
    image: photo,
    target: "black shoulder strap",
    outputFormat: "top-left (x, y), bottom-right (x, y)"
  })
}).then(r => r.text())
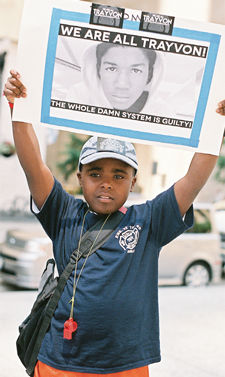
top-left (75, 209), bottom-right (125, 259)
top-left (26, 209), bottom-right (125, 376)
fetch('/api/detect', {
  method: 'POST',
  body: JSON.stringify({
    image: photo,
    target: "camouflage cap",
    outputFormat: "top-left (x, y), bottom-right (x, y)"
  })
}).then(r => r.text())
top-left (79, 137), bottom-right (138, 172)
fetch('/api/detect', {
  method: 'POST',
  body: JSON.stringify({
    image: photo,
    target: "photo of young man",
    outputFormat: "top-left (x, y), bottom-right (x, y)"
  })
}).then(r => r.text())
top-left (65, 42), bottom-right (175, 116)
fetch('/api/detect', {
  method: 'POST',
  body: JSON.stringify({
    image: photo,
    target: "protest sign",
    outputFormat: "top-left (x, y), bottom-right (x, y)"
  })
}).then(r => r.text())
top-left (13, 0), bottom-right (225, 154)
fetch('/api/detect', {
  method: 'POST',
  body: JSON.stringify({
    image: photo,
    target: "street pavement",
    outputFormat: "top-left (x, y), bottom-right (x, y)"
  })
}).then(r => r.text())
top-left (0, 284), bottom-right (224, 377)
top-left (150, 284), bottom-right (225, 377)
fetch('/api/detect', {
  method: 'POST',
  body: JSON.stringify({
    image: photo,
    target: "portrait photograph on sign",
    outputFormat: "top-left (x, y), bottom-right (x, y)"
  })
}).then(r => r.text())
top-left (13, 0), bottom-right (225, 154)
top-left (50, 24), bottom-right (206, 121)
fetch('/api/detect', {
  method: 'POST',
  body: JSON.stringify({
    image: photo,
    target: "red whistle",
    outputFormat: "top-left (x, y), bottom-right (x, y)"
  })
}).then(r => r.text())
top-left (63, 318), bottom-right (78, 339)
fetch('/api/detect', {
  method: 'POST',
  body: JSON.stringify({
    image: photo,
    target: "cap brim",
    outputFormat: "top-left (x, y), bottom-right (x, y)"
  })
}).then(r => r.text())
top-left (80, 151), bottom-right (138, 170)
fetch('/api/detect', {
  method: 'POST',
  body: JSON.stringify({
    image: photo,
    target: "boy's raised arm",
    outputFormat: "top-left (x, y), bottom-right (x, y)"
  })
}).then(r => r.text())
top-left (174, 152), bottom-right (218, 217)
top-left (175, 99), bottom-right (225, 217)
top-left (4, 70), bottom-right (54, 210)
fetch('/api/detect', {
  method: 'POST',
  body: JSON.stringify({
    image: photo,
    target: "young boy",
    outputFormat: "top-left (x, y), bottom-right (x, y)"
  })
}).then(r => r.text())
top-left (3, 70), bottom-right (225, 377)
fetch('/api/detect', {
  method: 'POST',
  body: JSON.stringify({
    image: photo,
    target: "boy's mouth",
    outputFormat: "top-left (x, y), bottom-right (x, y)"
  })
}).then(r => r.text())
top-left (113, 94), bottom-right (130, 99)
top-left (112, 95), bottom-right (130, 102)
top-left (98, 195), bottom-right (114, 202)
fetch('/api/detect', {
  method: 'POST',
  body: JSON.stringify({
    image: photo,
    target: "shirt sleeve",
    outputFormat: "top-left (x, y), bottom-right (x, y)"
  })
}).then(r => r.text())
top-left (149, 185), bottom-right (194, 248)
top-left (30, 178), bottom-right (81, 241)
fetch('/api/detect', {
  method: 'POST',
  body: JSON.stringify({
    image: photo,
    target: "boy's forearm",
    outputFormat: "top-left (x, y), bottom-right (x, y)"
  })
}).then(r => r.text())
top-left (186, 152), bottom-right (218, 191)
top-left (12, 121), bottom-right (44, 177)
top-left (12, 120), bottom-right (54, 209)
top-left (174, 152), bottom-right (218, 217)
top-left (5, 71), bottom-right (54, 209)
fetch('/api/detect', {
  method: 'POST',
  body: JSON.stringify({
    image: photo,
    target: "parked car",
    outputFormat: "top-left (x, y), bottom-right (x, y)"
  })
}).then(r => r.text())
top-left (0, 226), bottom-right (52, 289)
top-left (159, 203), bottom-right (222, 287)
top-left (0, 201), bottom-right (222, 289)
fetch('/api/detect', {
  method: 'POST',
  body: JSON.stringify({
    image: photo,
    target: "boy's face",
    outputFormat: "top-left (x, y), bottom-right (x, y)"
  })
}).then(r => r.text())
top-left (77, 158), bottom-right (136, 215)
top-left (99, 46), bottom-right (149, 110)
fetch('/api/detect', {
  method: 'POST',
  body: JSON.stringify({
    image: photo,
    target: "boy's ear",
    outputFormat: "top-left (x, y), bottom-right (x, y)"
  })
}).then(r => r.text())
top-left (77, 172), bottom-right (82, 187)
top-left (130, 177), bottom-right (137, 192)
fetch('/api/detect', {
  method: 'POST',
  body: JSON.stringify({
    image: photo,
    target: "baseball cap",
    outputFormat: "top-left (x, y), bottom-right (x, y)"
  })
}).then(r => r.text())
top-left (79, 137), bottom-right (138, 172)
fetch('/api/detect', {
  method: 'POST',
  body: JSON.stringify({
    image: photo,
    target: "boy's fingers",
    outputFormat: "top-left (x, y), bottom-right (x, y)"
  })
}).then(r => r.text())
top-left (216, 108), bottom-right (225, 115)
top-left (3, 84), bottom-right (26, 104)
top-left (219, 99), bottom-right (225, 106)
top-left (7, 82), bottom-right (25, 97)
top-left (9, 77), bottom-right (27, 93)
top-left (216, 100), bottom-right (225, 115)
top-left (8, 70), bottom-right (26, 93)
top-left (3, 70), bottom-right (27, 103)
top-left (9, 69), bottom-right (20, 79)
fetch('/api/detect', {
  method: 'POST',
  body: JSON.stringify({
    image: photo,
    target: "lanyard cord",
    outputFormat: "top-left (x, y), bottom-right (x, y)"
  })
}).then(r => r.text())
top-left (69, 211), bottom-right (111, 319)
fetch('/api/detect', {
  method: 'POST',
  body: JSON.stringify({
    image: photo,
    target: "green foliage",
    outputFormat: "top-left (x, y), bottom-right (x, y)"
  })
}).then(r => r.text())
top-left (57, 134), bottom-right (87, 180)
top-left (186, 220), bottom-right (211, 234)
top-left (0, 141), bottom-right (16, 157)
top-left (215, 140), bottom-right (225, 183)
top-left (186, 209), bottom-right (211, 234)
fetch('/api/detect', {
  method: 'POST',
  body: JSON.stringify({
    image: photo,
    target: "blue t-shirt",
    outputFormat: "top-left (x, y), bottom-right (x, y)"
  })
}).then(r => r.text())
top-left (33, 179), bottom-right (193, 374)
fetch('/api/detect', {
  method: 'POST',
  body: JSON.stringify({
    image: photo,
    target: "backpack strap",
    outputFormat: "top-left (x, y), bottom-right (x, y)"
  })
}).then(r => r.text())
top-left (77, 209), bottom-right (125, 259)
top-left (26, 209), bottom-right (126, 376)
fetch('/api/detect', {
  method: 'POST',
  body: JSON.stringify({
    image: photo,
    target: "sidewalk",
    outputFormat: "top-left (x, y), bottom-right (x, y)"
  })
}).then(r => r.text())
top-left (1, 285), bottom-right (224, 377)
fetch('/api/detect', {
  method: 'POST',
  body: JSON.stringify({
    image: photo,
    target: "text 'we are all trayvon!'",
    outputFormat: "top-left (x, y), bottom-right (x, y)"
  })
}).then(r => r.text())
top-left (59, 24), bottom-right (208, 58)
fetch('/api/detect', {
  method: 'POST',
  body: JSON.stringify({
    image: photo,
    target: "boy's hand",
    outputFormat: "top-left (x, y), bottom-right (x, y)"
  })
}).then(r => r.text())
top-left (3, 70), bottom-right (27, 104)
top-left (216, 100), bottom-right (225, 115)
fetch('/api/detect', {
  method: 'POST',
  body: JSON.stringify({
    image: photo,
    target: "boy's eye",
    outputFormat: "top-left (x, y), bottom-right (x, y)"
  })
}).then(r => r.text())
top-left (114, 175), bottom-right (124, 179)
top-left (90, 173), bottom-right (100, 177)
top-left (106, 66), bottom-right (117, 72)
top-left (131, 68), bottom-right (142, 74)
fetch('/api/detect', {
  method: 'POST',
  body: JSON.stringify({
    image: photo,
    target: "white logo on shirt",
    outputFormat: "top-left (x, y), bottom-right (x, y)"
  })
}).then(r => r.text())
top-left (116, 225), bottom-right (141, 253)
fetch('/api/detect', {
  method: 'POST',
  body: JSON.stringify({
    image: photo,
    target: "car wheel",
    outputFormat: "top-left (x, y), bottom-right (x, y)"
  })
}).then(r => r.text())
top-left (183, 262), bottom-right (210, 287)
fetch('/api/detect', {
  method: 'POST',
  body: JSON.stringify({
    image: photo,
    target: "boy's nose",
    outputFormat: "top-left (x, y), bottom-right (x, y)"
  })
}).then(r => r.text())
top-left (100, 179), bottom-right (112, 189)
top-left (115, 71), bottom-right (130, 89)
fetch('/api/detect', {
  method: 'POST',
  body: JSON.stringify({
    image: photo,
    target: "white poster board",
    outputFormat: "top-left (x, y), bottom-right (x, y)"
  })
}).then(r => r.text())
top-left (13, 0), bottom-right (225, 155)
